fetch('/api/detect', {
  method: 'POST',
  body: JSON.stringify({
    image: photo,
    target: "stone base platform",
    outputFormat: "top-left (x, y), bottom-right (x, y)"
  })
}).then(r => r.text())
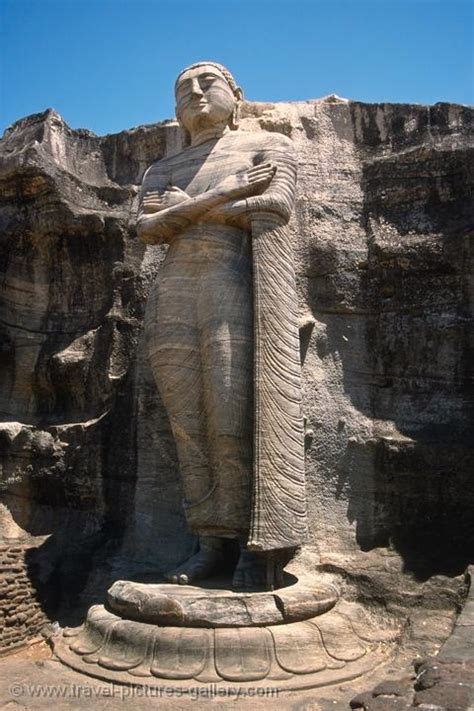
top-left (106, 578), bottom-right (338, 627)
top-left (54, 579), bottom-right (400, 690)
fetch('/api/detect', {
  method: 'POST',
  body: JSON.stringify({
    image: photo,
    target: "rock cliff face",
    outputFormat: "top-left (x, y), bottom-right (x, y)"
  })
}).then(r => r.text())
top-left (0, 100), bottom-right (472, 655)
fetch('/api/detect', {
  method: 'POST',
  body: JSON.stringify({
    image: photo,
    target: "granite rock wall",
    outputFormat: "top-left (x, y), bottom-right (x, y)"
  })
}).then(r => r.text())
top-left (0, 99), bottom-right (472, 651)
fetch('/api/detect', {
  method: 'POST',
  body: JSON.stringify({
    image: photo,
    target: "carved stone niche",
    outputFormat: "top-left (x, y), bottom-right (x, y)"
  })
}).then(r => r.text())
top-left (54, 577), bottom-right (399, 690)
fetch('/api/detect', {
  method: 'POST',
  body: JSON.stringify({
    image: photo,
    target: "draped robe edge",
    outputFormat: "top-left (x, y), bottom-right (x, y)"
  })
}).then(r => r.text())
top-left (248, 211), bottom-right (307, 552)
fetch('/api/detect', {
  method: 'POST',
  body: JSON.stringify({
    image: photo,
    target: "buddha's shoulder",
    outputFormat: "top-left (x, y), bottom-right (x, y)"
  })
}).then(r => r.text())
top-left (225, 130), bottom-right (293, 152)
top-left (143, 131), bottom-right (293, 176)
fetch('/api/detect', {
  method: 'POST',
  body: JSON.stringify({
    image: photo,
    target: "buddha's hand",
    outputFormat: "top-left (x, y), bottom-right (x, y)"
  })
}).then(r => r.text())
top-left (206, 199), bottom-right (250, 227)
top-left (215, 163), bottom-right (276, 200)
top-left (140, 186), bottom-right (190, 214)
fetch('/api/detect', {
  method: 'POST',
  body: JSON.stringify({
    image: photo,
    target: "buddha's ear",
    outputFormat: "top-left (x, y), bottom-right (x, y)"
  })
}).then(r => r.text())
top-left (175, 106), bottom-right (191, 146)
top-left (229, 87), bottom-right (243, 131)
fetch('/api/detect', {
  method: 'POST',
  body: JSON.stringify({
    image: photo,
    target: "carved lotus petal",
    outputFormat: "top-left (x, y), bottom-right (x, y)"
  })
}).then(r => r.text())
top-left (314, 613), bottom-right (367, 661)
top-left (214, 627), bottom-right (272, 682)
top-left (151, 628), bottom-right (209, 679)
top-left (336, 600), bottom-right (401, 642)
top-left (271, 620), bottom-right (333, 674)
top-left (98, 621), bottom-right (153, 671)
top-left (69, 605), bottom-right (116, 656)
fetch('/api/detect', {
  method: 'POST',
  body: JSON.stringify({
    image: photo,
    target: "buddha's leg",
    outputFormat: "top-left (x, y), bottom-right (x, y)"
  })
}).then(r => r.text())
top-left (147, 281), bottom-right (224, 583)
top-left (199, 261), bottom-right (268, 588)
top-left (149, 341), bottom-right (226, 583)
top-left (148, 330), bottom-right (211, 511)
top-left (199, 269), bottom-right (253, 540)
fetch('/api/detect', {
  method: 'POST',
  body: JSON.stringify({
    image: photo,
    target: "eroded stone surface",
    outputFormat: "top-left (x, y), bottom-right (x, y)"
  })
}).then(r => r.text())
top-left (107, 579), bottom-right (337, 627)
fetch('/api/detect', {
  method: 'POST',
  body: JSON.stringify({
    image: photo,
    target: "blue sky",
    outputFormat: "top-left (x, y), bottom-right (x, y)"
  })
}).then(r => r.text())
top-left (1, 0), bottom-right (472, 137)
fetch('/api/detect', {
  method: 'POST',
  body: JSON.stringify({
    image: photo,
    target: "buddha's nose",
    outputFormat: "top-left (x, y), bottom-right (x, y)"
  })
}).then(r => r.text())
top-left (190, 78), bottom-right (204, 97)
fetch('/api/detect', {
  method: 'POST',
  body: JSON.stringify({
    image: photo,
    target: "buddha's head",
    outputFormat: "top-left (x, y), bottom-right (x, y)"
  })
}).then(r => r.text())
top-left (175, 62), bottom-right (243, 139)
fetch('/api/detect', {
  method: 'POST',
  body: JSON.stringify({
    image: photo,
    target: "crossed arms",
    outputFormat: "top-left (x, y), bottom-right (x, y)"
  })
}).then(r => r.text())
top-left (137, 164), bottom-right (275, 245)
top-left (137, 143), bottom-right (297, 245)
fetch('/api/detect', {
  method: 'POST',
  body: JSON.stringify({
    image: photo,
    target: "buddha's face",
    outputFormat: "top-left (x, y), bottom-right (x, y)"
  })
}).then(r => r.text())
top-left (175, 64), bottom-right (236, 134)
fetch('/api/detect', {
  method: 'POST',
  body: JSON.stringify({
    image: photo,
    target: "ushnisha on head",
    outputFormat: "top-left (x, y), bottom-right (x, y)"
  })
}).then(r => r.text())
top-left (175, 62), bottom-right (243, 143)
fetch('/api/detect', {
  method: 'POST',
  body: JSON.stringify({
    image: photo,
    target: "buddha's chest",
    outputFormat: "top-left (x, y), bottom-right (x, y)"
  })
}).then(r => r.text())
top-left (169, 147), bottom-right (254, 197)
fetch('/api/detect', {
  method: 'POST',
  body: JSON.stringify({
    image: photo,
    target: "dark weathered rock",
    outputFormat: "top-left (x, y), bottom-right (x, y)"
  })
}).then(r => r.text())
top-left (0, 100), bottom-right (473, 667)
top-left (412, 575), bottom-right (474, 708)
top-left (353, 568), bottom-right (474, 710)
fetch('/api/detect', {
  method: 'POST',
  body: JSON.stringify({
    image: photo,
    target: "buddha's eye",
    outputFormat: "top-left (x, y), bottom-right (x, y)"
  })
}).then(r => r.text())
top-left (179, 79), bottom-right (193, 92)
top-left (200, 75), bottom-right (217, 89)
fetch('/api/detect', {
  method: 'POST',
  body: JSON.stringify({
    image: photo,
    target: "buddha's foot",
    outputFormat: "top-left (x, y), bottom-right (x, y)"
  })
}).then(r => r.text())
top-left (232, 549), bottom-right (267, 589)
top-left (164, 537), bottom-right (224, 585)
